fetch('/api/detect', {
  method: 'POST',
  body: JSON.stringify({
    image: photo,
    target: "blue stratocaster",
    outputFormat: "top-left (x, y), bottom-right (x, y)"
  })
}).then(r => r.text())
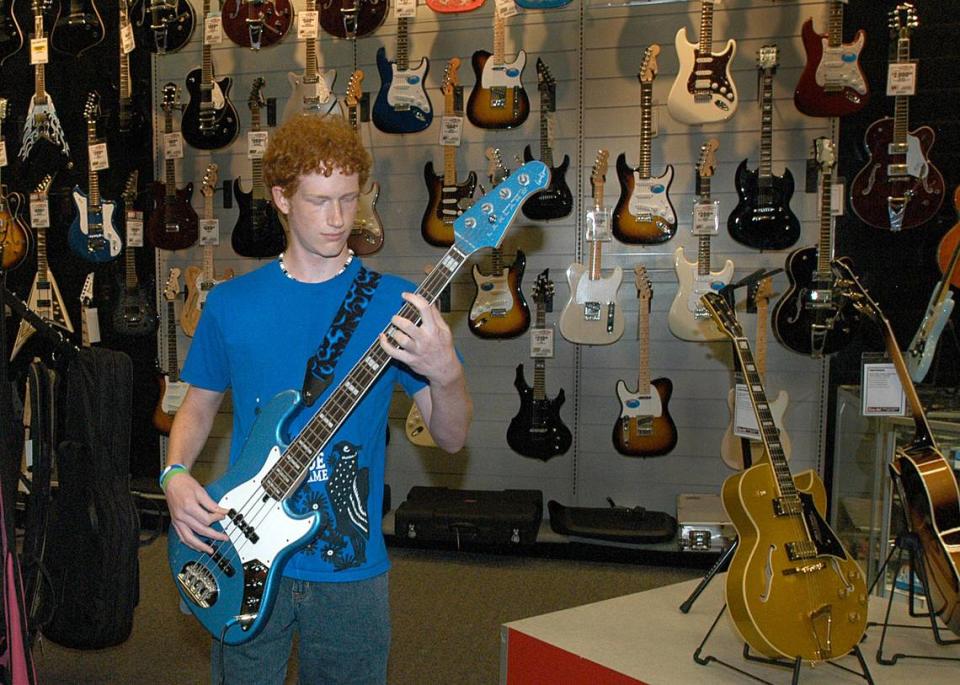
top-left (168, 161), bottom-right (551, 645)
top-left (371, 13), bottom-right (432, 134)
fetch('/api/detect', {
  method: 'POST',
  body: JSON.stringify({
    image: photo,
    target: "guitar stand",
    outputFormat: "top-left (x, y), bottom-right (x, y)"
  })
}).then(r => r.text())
top-left (679, 537), bottom-right (737, 613)
top-left (867, 531), bottom-right (960, 665)
top-left (693, 604), bottom-right (874, 684)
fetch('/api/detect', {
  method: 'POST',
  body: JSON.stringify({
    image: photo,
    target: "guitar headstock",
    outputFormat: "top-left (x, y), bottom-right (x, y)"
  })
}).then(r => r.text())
top-left (442, 58), bottom-right (461, 96)
top-left (201, 163), bottom-right (218, 198)
top-left (536, 58), bottom-right (556, 111)
top-left (80, 273), bottom-right (95, 307)
top-left (701, 291), bottom-right (743, 340)
top-left (590, 149), bottom-right (609, 203)
top-left (889, 2), bottom-right (918, 38)
top-left (31, 0), bottom-right (51, 19)
top-left (346, 70), bottom-right (364, 108)
top-left (164, 267), bottom-right (182, 301)
top-left (832, 260), bottom-right (882, 323)
top-left (0, 98), bottom-right (7, 123)
top-left (814, 136), bottom-right (836, 171)
top-left (83, 92), bottom-right (101, 124)
top-left (161, 83), bottom-right (181, 113)
top-left (532, 269), bottom-right (554, 310)
top-left (485, 146), bottom-right (509, 185)
top-left (757, 44), bottom-right (779, 72)
top-left (634, 265), bottom-right (652, 307)
top-left (122, 169), bottom-right (139, 205)
top-left (697, 139), bottom-right (720, 179)
top-left (33, 173), bottom-right (54, 196)
top-left (638, 44), bottom-right (660, 84)
top-left (248, 77), bottom-right (266, 111)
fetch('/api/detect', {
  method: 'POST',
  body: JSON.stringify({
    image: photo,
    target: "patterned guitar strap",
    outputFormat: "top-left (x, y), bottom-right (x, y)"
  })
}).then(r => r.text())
top-left (301, 265), bottom-right (381, 407)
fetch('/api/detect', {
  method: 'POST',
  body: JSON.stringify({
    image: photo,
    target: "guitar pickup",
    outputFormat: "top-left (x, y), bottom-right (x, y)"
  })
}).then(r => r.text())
top-left (785, 540), bottom-right (818, 561)
top-left (583, 302), bottom-right (601, 321)
top-left (773, 495), bottom-right (803, 517)
top-left (887, 142), bottom-right (908, 156)
top-left (489, 86), bottom-right (506, 109)
top-left (886, 163), bottom-right (909, 177)
top-left (606, 303), bottom-right (616, 333)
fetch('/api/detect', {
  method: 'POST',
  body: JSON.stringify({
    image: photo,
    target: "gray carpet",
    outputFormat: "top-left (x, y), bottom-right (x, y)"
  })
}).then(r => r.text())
top-left (33, 535), bottom-right (700, 684)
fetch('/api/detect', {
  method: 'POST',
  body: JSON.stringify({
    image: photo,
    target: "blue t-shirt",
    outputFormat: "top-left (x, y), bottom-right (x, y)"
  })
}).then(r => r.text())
top-left (182, 257), bottom-right (427, 582)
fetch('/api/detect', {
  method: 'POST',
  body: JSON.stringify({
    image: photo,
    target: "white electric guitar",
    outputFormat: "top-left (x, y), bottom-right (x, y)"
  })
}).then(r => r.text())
top-left (283, 0), bottom-right (340, 120)
top-left (19, 0), bottom-right (70, 163)
top-left (667, 0), bottom-right (738, 125)
top-left (668, 139), bottom-right (734, 341)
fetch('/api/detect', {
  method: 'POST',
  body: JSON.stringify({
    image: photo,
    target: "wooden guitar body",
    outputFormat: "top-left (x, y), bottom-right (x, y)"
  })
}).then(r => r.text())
top-left (372, 48), bottom-right (432, 134)
top-left (613, 152), bottom-right (676, 244)
top-left (468, 250), bottom-right (530, 339)
top-left (153, 371), bottom-right (189, 434)
top-left (147, 181), bottom-right (198, 251)
top-left (221, 0), bottom-right (291, 49)
top-left (420, 162), bottom-right (477, 247)
top-left (231, 178), bottom-right (286, 258)
top-left (182, 71), bottom-right (240, 150)
top-left (135, 0), bottom-right (195, 53)
top-left (349, 182), bottom-right (383, 256)
top-left (319, 0), bottom-right (386, 39)
top-left (612, 377), bottom-right (677, 457)
top-left (667, 28), bottom-right (737, 125)
top-left (466, 50), bottom-right (530, 130)
top-left (559, 263), bottom-right (624, 345)
top-left (720, 387), bottom-right (790, 470)
top-left (723, 464), bottom-right (868, 660)
top-left (727, 160), bottom-right (801, 250)
top-left (667, 247), bottom-right (734, 342)
top-left (794, 18), bottom-right (869, 117)
top-left (506, 364), bottom-right (571, 461)
top-left (850, 117), bottom-right (944, 231)
top-left (405, 402), bottom-right (435, 447)
top-left (0, 193), bottom-right (31, 270)
top-left (181, 264), bottom-right (235, 336)
top-left (521, 146), bottom-right (572, 221)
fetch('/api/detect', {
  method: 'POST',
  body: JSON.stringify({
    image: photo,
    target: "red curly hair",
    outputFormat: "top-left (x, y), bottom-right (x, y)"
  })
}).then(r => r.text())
top-left (263, 114), bottom-right (371, 197)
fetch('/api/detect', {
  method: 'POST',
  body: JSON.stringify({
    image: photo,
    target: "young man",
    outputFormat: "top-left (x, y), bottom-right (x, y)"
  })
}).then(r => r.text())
top-left (163, 114), bottom-right (472, 684)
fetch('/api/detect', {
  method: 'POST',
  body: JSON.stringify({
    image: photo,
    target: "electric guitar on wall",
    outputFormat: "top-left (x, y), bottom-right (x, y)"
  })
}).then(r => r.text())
top-left (521, 58), bottom-right (572, 222)
top-left (111, 170), bottom-right (159, 337)
top-left (50, 0), bottom-right (104, 56)
top-left (0, 99), bottom-right (32, 271)
top-left (148, 83), bottom-right (198, 251)
top-left (667, 0), bottom-right (738, 125)
top-left (406, 264), bottom-right (445, 448)
top-left (67, 92), bottom-right (122, 263)
top-left (168, 160), bottom-right (551, 645)
top-left (422, 59), bottom-right (477, 248)
top-left (0, 0), bottom-right (23, 66)
top-left (319, 0), bottom-right (386, 39)
top-left (668, 139), bottom-right (734, 342)
top-left (221, 0), bottom-right (291, 50)
top-left (372, 9), bottom-right (432, 134)
top-left (154, 267), bottom-right (185, 434)
top-left (772, 137), bottom-right (861, 357)
top-left (727, 45), bottom-right (801, 251)
top-left (181, 0), bottom-right (240, 151)
top-left (793, 0), bottom-right (870, 117)
top-left (720, 278), bottom-right (791, 470)
top-left (182, 164), bottom-right (233, 337)
top-left (506, 269), bottom-right (572, 461)
top-left (232, 78), bottom-right (286, 259)
top-left (344, 70), bottom-right (384, 256)
top-left (135, 0), bottom-right (194, 53)
top-left (703, 290), bottom-right (868, 663)
top-left (613, 44), bottom-right (677, 245)
top-left (466, 11), bottom-right (529, 130)
top-left (425, 0), bottom-right (482, 14)
top-left (19, 0), bottom-right (70, 164)
top-left (612, 266), bottom-right (677, 458)
top-left (283, 0), bottom-right (339, 120)
top-left (79, 272), bottom-right (95, 347)
top-left (850, 3), bottom-right (943, 232)
top-left (116, 0), bottom-right (146, 137)
top-left (559, 149), bottom-right (624, 346)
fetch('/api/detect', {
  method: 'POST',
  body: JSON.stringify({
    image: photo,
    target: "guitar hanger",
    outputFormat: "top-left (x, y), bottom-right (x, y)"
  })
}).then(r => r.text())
top-left (2, 286), bottom-right (78, 363)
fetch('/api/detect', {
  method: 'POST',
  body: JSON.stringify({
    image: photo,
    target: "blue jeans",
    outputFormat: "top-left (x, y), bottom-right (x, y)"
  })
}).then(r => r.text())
top-left (212, 573), bottom-right (390, 685)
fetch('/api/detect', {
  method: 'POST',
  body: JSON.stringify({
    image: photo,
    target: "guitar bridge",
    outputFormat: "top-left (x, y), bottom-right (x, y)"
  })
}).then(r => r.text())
top-left (177, 561), bottom-right (220, 608)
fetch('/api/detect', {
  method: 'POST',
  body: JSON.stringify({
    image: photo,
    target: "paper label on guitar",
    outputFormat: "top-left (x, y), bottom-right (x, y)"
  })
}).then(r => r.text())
top-left (861, 363), bottom-right (906, 416)
top-left (297, 10), bottom-right (319, 39)
top-left (85, 307), bottom-right (101, 344)
top-left (530, 327), bottom-right (554, 358)
top-left (29, 194), bottom-right (49, 228)
top-left (120, 23), bottom-right (135, 54)
top-left (733, 383), bottom-right (761, 439)
top-left (0, 140), bottom-right (6, 168)
top-left (24, 439), bottom-right (32, 469)
top-left (204, 15), bottom-right (223, 45)
top-left (30, 38), bottom-right (48, 65)
top-left (439, 116), bottom-right (464, 147)
top-left (199, 219), bottom-right (220, 246)
top-left (162, 380), bottom-right (189, 413)
top-left (495, 0), bottom-right (518, 18)
top-left (395, 0), bottom-right (417, 18)
top-left (88, 142), bottom-right (109, 171)
top-left (692, 201), bottom-right (720, 235)
top-left (126, 211), bottom-right (144, 247)
top-left (247, 131), bottom-right (269, 159)
top-left (585, 208), bottom-right (611, 242)
top-left (831, 182), bottom-right (844, 217)
top-left (886, 63), bottom-right (917, 97)
top-left (164, 133), bottom-right (184, 160)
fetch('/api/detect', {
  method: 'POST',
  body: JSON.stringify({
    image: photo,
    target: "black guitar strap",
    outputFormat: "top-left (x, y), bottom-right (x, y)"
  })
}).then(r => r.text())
top-left (301, 266), bottom-right (381, 407)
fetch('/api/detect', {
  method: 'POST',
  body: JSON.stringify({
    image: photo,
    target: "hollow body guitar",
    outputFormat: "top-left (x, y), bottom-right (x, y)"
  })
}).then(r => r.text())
top-left (135, 0), bottom-right (195, 53)
top-left (221, 0), bottom-right (291, 50)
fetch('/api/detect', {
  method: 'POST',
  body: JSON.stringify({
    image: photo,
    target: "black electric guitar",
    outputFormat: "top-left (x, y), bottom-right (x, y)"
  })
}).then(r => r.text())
top-left (727, 45), bottom-right (801, 251)
top-left (135, 0), bottom-right (194, 53)
top-left (506, 270), bottom-right (572, 461)
top-left (115, 0), bottom-right (145, 137)
top-left (181, 0), bottom-right (240, 151)
top-left (773, 137), bottom-right (861, 357)
top-left (232, 78), bottom-right (286, 259)
top-left (112, 170), bottom-right (158, 337)
top-left (521, 58), bottom-right (572, 221)
top-left (0, 0), bottom-right (23, 65)
top-left (19, 0), bottom-right (70, 164)
top-left (50, 0), bottom-right (103, 56)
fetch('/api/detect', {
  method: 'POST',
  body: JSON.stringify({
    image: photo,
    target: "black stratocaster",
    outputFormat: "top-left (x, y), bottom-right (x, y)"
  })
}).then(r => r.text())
top-left (116, 0), bottom-right (145, 137)
top-left (521, 58), bottom-right (572, 221)
top-left (112, 170), bottom-right (158, 337)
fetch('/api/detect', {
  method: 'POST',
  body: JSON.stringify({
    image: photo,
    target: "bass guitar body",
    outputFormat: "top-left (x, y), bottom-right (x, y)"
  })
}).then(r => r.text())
top-left (147, 181), bottom-right (199, 251)
top-left (612, 378), bottom-right (677, 457)
top-left (468, 250), bottom-right (530, 339)
top-left (319, 0), bottom-right (386, 39)
top-left (613, 152), bottom-right (676, 244)
top-left (667, 28), bottom-right (737, 125)
top-left (723, 464), bottom-right (868, 661)
top-left (727, 160), bottom-right (801, 250)
top-left (182, 71), bottom-right (240, 151)
top-left (466, 50), bottom-right (530, 130)
top-left (793, 18), bottom-right (869, 117)
top-left (67, 188), bottom-right (122, 263)
top-left (372, 48), bottom-right (432, 134)
top-left (221, 0), bottom-right (292, 49)
top-left (667, 247), bottom-right (734, 342)
top-left (520, 147), bottom-right (572, 221)
top-left (420, 162), bottom-right (476, 247)
top-left (558, 263), bottom-right (624, 345)
top-left (506, 364), bottom-right (571, 461)
top-left (850, 118), bottom-right (944, 231)
top-left (232, 178), bottom-right (286, 259)
top-left (0, 193), bottom-right (31, 270)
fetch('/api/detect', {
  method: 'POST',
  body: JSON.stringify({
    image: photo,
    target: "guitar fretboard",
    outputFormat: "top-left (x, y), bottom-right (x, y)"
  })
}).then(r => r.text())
top-left (33, 14), bottom-right (47, 105)
top-left (827, 1), bottom-right (843, 49)
top-left (493, 13), bottom-right (504, 68)
top-left (86, 118), bottom-right (101, 211)
top-left (816, 166), bottom-right (834, 275)
top-left (637, 80), bottom-right (653, 179)
top-left (638, 292), bottom-right (651, 391)
top-left (166, 297), bottom-right (179, 381)
top-left (892, 33), bottom-right (911, 149)
top-left (164, 109), bottom-right (177, 200)
top-left (396, 17), bottom-right (409, 71)
top-left (119, 6), bottom-right (131, 99)
top-left (304, 0), bottom-right (318, 81)
top-left (758, 66), bottom-right (774, 184)
top-left (696, 174), bottom-right (712, 277)
top-left (200, 0), bottom-right (213, 92)
top-left (698, 0), bottom-right (715, 54)
top-left (532, 295), bottom-right (547, 402)
top-left (538, 88), bottom-right (554, 167)
top-left (250, 102), bottom-right (266, 199)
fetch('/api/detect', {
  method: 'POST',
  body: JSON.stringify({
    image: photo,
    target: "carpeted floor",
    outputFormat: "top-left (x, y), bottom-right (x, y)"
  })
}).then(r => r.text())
top-left (32, 535), bottom-right (700, 684)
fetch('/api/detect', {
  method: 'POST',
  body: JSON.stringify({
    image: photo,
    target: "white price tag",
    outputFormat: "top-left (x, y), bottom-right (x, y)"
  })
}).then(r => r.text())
top-left (495, 0), bottom-right (518, 18)
top-left (439, 116), bottom-right (463, 147)
top-left (30, 38), bottom-right (48, 65)
top-left (248, 131), bottom-right (269, 159)
top-left (0, 140), bottom-right (6, 168)
top-left (395, 0), bottom-right (417, 18)
top-left (24, 439), bottom-right (32, 469)
top-left (126, 210), bottom-right (144, 247)
top-left (692, 200), bottom-right (720, 236)
top-left (861, 363), bottom-right (906, 416)
top-left (204, 14), bottom-right (223, 45)
top-left (164, 132), bottom-right (184, 160)
top-left (530, 327), bottom-right (554, 358)
top-left (29, 194), bottom-right (50, 228)
top-left (831, 182), bottom-right (845, 217)
top-left (88, 142), bottom-right (109, 171)
top-left (733, 384), bottom-right (761, 439)
top-left (120, 23), bottom-right (136, 54)
top-left (298, 10), bottom-right (319, 39)
top-left (199, 218), bottom-right (220, 245)
top-left (161, 380), bottom-right (189, 413)
top-left (585, 208), bottom-right (611, 242)
top-left (85, 307), bottom-right (101, 344)
top-left (886, 63), bottom-right (917, 97)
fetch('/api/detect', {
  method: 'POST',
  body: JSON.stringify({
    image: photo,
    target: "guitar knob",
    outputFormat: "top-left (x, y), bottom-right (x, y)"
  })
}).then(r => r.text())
top-left (464, 218), bottom-right (477, 229)
top-left (482, 202), bottom-right (494, 214)
top-left (517, 173), bottom-right (530, 186)
top-left (498, 187), bottom-right (512, 199)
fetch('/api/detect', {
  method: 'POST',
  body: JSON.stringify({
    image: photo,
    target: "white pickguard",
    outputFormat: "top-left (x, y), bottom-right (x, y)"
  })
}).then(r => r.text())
top-left (906, 292), bottom-right (955, 383)
top-left (480, 51), bottom-right (526, 89)
top-left (284, 70), bottom-right (340, 120)
top-left (161, 379), bottom-right (189, 414)
top-left (470, 266), bottom-right (512, 319)
top-left (11, 270), bottom-right (74, 361)
top-left (816, 35), bottom-right (867, 93)
top-left (630, 167), bottom-right (676, 224)
top-left (667, 27), bottom-right (738, 125)
top-left (558, 262), bottom-right (625, 344)
top-left (387, 60), bottom-right (431, 112)
top-left (720, 387), bottom-right (791, 469)
top-left (894, 134), bottom-right (930, 180)
top-left (72, 189), bottom-right (123, 256)
top-left (616, 381), bottom-right (663, 419)
top-left (668, 246), bottom-right (734, 341)
top-left (19, 93), bottom-right (70, 160)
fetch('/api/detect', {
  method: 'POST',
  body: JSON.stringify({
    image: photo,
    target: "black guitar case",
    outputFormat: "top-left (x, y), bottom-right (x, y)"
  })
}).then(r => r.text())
top-left (40, 348), bottom-right (140, 649)
top-left (548, 499), bottom-right (678, 544)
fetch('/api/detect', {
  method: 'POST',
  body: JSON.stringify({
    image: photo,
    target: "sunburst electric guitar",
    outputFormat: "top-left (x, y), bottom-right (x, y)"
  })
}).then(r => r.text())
top-left (466, 11), bottom-right (529, 130)
top-left (0, 99), bottom-right (31, 271)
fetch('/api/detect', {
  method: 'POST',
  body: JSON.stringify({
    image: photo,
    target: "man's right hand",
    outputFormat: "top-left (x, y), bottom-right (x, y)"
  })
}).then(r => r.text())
top-left (165, 473), bottom-right (230, 554)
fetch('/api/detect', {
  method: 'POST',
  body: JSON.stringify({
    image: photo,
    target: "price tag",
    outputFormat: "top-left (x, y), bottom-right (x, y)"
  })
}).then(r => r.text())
top-left (395, 0), bottom-right (417, 18)
top-left (199, 218), bottom-right (220, 245)
top-left (495, 0), bottom-right (518, 18)
top-left (161, 380), bottom-right (189, 413)
top-left (530, 327), bottom-right (554, 358)
top-left (439, 116), bottom-right (463, 147)
top-left (733, 384), bottom-right (761, 439)
top-left (861, 362), bottom-right (906, 416)
top-left (298, 10), bottom-right (319, 39)
top-left (24, 439), bottom-right (32, 469)
top-left (248, 131), bottom-right (269, 159)
top-left (831, 182), bottom-right (845, 217)
top-left (126, 210), bottom-right (144, 247)
top-left (164, 132), bottom-right (184, 160)
top-left (0, 140), bottom-right (6, 168)
top-left (88, 142), bottom-right (109, 171)
top-left (29, 193), bottom-right (49, 228)
top-left (692, 200), bottom-right (720, 235)
top-left (585, 208), bottom-right (611, 242)
top-left (85, 307), bottom-right (101, 344)
top-left (30, 38), bottom-right (48, 65)
top-left (120, 22), bottom-right (136, 54)
top-left (886, 63), bottom-right (917, 96)
top-left (204, 14), bottom-right (223, 45)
